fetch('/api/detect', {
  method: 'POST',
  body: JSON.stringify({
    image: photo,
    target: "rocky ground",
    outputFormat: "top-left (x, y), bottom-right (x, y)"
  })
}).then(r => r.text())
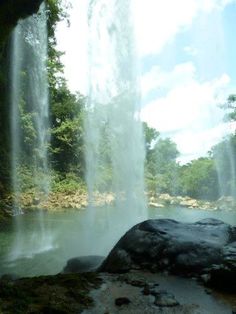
top-left (148, 193), bottom-right (236, 211)
top-left (83, 271), bottom-right (236, 314)
top-left (1, 191), bottom-right (236, 216)
top-left (0, 270), bottom-right (235, 314)
top-left (1, 190), bottom-right (115, 213)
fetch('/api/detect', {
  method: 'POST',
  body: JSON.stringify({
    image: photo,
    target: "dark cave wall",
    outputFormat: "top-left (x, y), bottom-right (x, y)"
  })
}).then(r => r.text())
top-left (0, 0), bottom-right (44, 47)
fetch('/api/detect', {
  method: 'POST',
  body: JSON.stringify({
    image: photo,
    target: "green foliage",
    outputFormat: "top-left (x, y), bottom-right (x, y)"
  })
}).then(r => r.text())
top-left (46, 0), bottom-right (70, 40)
top-left (51, 114), bottom-right (84, 174)
top-left (179, 157), bottom-right (219, 200)
top-left (51, 171), bottom-right (86, 193)
top-left (45, 1), bottom-right (86, 178)
top-left (143, 123), bottom-right (180, 195)
top-left (143, 122), bottom-right (159, 154)
top-left (0, 0), bottom-right (85, 197)
top-left (221, 94), bottom-right (236, 122)
top-left (2, 0), bottom-right (235, 204)
top-left (14, 166), bottom-right (39, 192)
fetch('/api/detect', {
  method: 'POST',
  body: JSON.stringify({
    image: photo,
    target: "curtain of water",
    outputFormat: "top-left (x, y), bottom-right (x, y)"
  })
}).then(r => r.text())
top-left (10, 3), bottom-right (50, 213)
top-left (9, 3), bottom-right (53, 260)
top-left (214, 136), bottom-right (236, 200)
top-left (84, 0), bottom-right (147, 250)
top-left (10, 28), bottom-right (23, 215)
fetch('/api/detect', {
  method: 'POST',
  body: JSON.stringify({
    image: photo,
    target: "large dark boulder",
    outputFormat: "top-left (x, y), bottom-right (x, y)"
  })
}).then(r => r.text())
top-left (100, 218), bottom-right (236, 290)
top-left (207, 241), bottom-right (236, 292)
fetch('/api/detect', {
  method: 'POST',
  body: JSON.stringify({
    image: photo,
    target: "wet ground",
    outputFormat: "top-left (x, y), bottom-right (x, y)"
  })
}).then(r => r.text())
top-left (83, 271), bottom-right (235, 314)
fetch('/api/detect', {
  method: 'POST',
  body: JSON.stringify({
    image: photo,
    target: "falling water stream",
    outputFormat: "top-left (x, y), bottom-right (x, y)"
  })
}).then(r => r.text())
top-left (84, 0), bottom-right (147, 246)
top-left (9, 3), bottom-right (53, 260)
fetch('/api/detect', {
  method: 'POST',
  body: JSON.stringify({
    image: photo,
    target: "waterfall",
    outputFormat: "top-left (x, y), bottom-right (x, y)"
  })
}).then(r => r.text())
top-left (9, 3), bottom-right (53, 260)
top-left (214, 135), bottom-right (236, 200)
top-left (10, 3), bottom-right (50, 213)
top-left (84, 0), bottom-right (147, 248)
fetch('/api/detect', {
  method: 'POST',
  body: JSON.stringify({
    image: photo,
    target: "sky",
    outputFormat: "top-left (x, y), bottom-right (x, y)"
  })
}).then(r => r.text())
top-left (56, 0), bottom-right (236, 163)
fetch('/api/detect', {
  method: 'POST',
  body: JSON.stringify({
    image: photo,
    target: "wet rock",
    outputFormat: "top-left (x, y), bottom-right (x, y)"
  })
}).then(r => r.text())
top-left (205, 288), bottom-right (212, 295)
top-left (115, 297), bottom-right (131, 306)
top-left (207, 241), bottom-right (236, 292)
top-left (142, 285), bottom-right (151, 295)
top-left (0, 273), bottom-right (100, 314)
top-left (149, 285), bottom-right (161, 296)
top-left (142, 283), bottom-right (160, 296)
top-left (100, 218), bottom-right (236, 291)
top-left (126, 279), bottom-right (147, 287)
top-left (32, 197), bottom-right (40, 205)
top-left (200, 273), bottom-right (211, 284)
top-left (149, 202), bottom-right (164, 208)
top-left (154, 290), bottom-right (179, 307)
top-left (62, 255), bottom-right (105, 273)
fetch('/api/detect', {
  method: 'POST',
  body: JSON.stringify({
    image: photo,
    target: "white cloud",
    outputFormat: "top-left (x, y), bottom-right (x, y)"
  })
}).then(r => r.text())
top-left (141, 62), bottom-right (196, 95)
top-left (56, 0), bottom-right (236, 92)
top-left (141, 62), bottom-right (230, 131)
top-left (175, 123), bottom-right (231, 164)
top-left (133, 0), bottom-right (236, 56)
top-left (184, 46), bottom-right (198, 57)
top-left (140, 62), bottom-right (231, 162)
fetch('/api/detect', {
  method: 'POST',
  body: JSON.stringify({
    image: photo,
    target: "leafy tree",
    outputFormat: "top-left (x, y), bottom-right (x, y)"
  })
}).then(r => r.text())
top-left (143, 123), bottom-right (180, 195)
top-left (179, 157), bottom-right (219, 200)
top-left (46, 0), bottom-right (85, 177)
top-left (142, 122), bottom-right (159, 155)
top-left (50, 90), bottom-right (85, 175)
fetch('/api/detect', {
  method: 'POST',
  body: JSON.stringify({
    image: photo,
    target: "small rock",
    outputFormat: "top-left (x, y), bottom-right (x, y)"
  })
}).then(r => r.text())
top-left (32, 197), bottom-right (40, 205)
top-left (149, 202), bottom-right (164, 208)
top-left (142, 285), bottom-right (151, 295)
top-left (205, 288), bottom-right (212, 295)
top-left (154, 290), bottom-right (179, 307)
top-left (201, 274), bottom-right (210, 283)
top-left (115, 297), bottom-right (131, 306)
top-left (62, 255), bottom-right (105, 273)
top-left (149, 285), bottom-right (161, 296)
top-left (126, 279), bottom-right (147, 287)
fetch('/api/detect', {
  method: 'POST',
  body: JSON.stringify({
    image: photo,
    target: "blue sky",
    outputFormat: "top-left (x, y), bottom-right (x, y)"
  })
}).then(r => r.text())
top-left (57, 0), bottom-right (236, 163)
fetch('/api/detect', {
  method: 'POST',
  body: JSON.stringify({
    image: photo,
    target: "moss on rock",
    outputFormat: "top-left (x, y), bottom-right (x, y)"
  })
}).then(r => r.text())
top-left (0, 272), bottom-right (101, 313)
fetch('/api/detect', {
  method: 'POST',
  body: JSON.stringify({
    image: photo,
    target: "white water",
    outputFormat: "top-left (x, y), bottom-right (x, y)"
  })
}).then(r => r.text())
top-left (9, 3), bottom-right (52, 260)
top-left (214, 136), bottom-right (236, 198)
top-left (10, 3), bottom-right (50, 208)
top-left (84, 0), bottom-right (147, 242)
